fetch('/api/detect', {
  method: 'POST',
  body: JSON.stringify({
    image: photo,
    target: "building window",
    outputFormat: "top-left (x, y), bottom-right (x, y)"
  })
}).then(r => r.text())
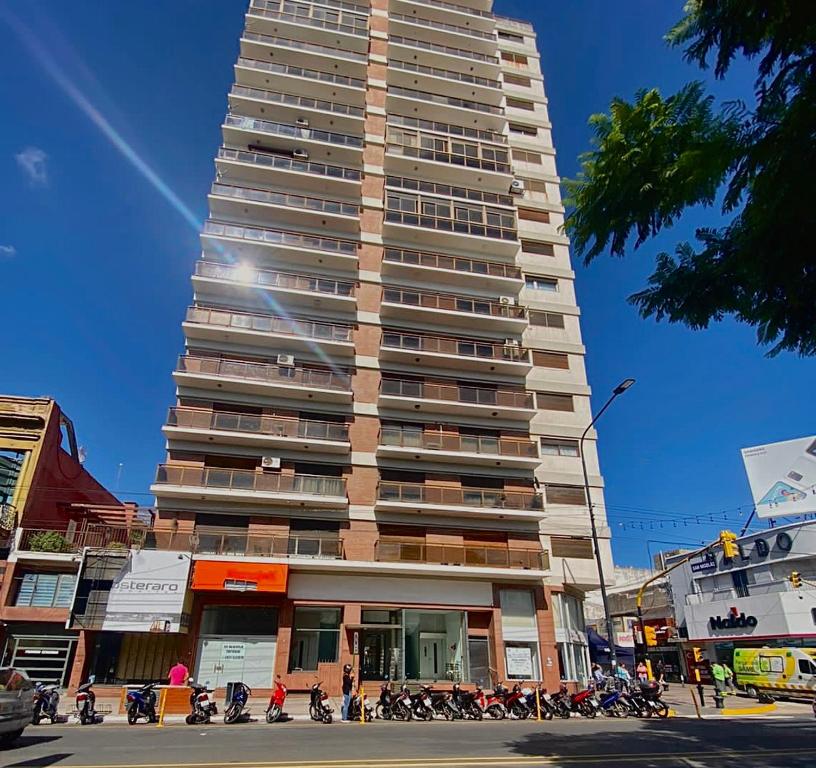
top-left (525, 275), bottom-right (558, 292)
top-left (540, 439), bottom-right (579, 457)
top-left (498, 30), bottom-right (525, 43)
top-left (552, 593), bottom-right (589, 683)
top-left (512, 149), bottom-right (542, 165)
top-left (532, 351), bottom-right (570, 369)
top-left (529, 310), bottom-right (565, 329)
top-left (15, 573), bottom-right (76, 608)
top-left (509, 123), bottom-right (537, 136)
top-left (501, 51), bottom-right (528, 67)
top-left (521, 239), bottom-right (554, 256)
top-left (288, 607), bottom-right (341, 671)
top-left (551, 536), bottom-right (594, 559)
top-left (504, 74), bottom-right (532, 88)
top-left (506, 97), bottom-right (535, 111)
top-left (404, 609), bottom-right (466, 681)
top-left (537, 393), bottom-right (574, 411)
top-left (519, 208), bottom-right (550, 224)
top-left (546, 485), bottom-right (587, 505)
top-left (500, 589), bottom-right (541, 680)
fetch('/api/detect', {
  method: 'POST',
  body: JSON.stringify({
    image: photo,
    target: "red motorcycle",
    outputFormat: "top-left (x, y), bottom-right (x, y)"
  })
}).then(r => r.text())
top-left (565, 684), bottom-right (598, 718)
top-left (265, 676), bottom-right (287, 723)
top-left (474, 684), bottom-right (507, 719)
top-left (497, 682), bottom-right (532, 719)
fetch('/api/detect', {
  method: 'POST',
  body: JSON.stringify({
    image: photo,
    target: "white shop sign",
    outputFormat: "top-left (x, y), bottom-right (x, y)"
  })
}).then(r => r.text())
top-left (222, 642), bottom-right (246, 661)
top-left (505, 646), bottom-right (534, 678)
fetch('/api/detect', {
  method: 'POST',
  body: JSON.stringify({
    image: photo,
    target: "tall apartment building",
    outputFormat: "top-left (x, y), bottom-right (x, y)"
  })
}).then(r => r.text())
top-left (142, 0), bottom-right (612, 694)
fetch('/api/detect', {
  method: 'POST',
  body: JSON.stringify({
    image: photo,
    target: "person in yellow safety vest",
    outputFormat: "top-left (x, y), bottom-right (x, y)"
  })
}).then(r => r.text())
top-left (723, 662), bottom-right (735, 694)
top-left (711, 661), bottom-right (726, 695)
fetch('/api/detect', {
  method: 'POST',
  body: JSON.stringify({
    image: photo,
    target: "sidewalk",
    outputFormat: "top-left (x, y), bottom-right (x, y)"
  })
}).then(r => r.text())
top-left (662, 684), bottom-right (813, 719)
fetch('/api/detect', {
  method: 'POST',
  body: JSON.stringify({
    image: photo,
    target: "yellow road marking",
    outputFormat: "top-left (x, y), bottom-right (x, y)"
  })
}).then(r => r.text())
top-left (720, 703), bottom-right (778, 716)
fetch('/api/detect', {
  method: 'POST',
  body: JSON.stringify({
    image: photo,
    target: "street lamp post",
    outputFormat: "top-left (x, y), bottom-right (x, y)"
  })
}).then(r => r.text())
top-left (579, 378), bottom-right (635, 668)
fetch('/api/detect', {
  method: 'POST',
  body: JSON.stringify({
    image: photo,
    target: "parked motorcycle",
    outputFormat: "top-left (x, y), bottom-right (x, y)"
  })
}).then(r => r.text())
top-left (428, 686), bottom-right (461, 721)
top-left (596, 680), bottom-right (629, 718)
top-left (474, 684), bottom-right (507, 719)
top-left (347, 687), bottom-right (374, 722)
top-left (126, 683), bottom-right (158, 725)
top-left (388, 683), bottom-right (414, 721)
top-left (186, 682), bottom-right (218, 724)
top-left (224, 681), bottom-right (252, 724)
top-left (627, 680), bottom-right (669, 718)
top-left (309, 681), bottom-right (333, 724)
top-left (523, 685), bottom-right (554, 720)
top-left (32, 683), bottom-right (60, 724)
top-left (410, 684), bottom-right (436, 721)
top-left (453, 684), bottom-right (483, 720)
top-left (497, 682), bottom-right (531, 719)
top-left (375, 681), bottom-right (395, 721)
top-left (75, 679), bottom-right (102, 725)
top-left (265, 676), bottom-right (288, 723)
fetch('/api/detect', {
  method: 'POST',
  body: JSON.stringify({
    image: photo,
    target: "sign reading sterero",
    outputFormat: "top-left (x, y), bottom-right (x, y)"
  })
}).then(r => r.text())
top-left (102, 551), bottom-right (191, 632)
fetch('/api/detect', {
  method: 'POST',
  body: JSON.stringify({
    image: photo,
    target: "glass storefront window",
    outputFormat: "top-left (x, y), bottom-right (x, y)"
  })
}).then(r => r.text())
top-left (552, 592), bottom-right (589, 684)
top-left (403, 610), bottom-right (466, 681)
top-left (289, 607), bottom-right (340, 671)
top-left (499, 590), bottom-right (541, 680)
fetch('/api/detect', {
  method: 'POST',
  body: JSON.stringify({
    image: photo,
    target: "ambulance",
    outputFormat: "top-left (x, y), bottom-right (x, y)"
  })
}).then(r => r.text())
top-left (733, 647), bottom-right (816, 699)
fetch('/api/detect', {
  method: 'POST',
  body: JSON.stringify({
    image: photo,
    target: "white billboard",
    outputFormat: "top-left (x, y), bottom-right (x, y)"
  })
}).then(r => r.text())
top-left (102, 550), bottom-right (191, 632)
top-left (741, 436), bottom-right (816, 519)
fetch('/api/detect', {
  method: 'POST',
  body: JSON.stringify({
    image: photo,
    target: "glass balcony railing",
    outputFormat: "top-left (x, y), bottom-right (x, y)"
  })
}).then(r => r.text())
top-left (381, 378), bottom-right (534, 409)
top-left (388, 85), bottom-right (503, 115)
top-left (210, 182), bottom-right (359, 216)
top-left (385, 176), bottom-right (513, 206)
top-left (385, 195), bottom-right (516, 240)
top-left (188, 529), bottom-right (343, 559)
top-left (388, 59), bottom-right (500, 89)
top-left (381, 330), bottom-right (529, 363)
top-left (241, 30), bottom-right (367, 62)
top-left (382, 287), bottom-right (526, 319)
top-left (389, 34), bottom-right (497, 64)
top-left (383, 247), bottom-right (522, 280)
top-left (224, 112), bottom-right (364, 147)
top-left (376, 540), bottom-right (549, 570)
top-left (249, 0), bottom-right (368, 36)
top-left (386, 142), bottom-right (510, 174)
top-left (388, 113), bottom-right (506, 144)
top-left (377, 481), bottom-right (543, 510)
top-left (236, 55), bottom-right (365, 89)
top-left (390, 11), bottom-right (495, 40)
top-left (218, 147), bottom-right (361, 181)
top-left (230, 85), bottom-right (364, 118)
top-left (167, 407), bottom-right (350, 442)
top-left (203, 220), bottom-right (357, 255)
top-left (380, 427), bottom-right (539, 458)
top-left (155, 465), bottom-right (347, 498)
top-left (185, 306), bottom-right (354, 342)
top-left (409, 0), bottom-right (494, 19)
top-left (195, 261), bottom-right (356, 297)
top-left (176, 355), bottom-right (352, 390)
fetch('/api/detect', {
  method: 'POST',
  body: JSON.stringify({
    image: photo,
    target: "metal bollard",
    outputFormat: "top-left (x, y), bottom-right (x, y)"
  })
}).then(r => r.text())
top-left (697, 683), bottom-right (705, 707)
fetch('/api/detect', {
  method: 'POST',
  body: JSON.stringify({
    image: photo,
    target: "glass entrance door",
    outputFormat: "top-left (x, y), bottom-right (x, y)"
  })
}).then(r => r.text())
top-left (360, 629), bottom-right (400, 681)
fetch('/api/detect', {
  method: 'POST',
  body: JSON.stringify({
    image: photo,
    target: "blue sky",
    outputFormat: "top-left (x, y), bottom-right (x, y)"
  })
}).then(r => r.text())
top-left (1, 1), bottom-right (812, 567)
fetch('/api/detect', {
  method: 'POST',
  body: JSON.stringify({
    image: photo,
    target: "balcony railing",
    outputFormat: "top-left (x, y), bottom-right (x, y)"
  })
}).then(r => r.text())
top-left (384, 207), bottom-right (517, 241)
top-left (409, 0), bottom-right (493, 19)
top-left (386, 142), bottom-right (511, 174)
top-left (241, 30), bottom-right (367, 62)
top-left (377, 481), bottom-right (543, 510)
top-left (249, 0), bottom-right (368, 36)
top-left (218, 147), bottom-right (361, 181)
top-left (389, 59), bottom-right (500, 89)
top-left (382, 287), bottom-right (525, 319)
top-left (389, 34), bottom-right (497, 64)
top-left (203, 220), bottom-right (357, 255)
top-left (388, 85), bottom-right (502, 115)
top-left (376, 540), bottom-right (549, 570)
top-left (225, 112), bottom-right (364, 147)
top-left (380, 427), bottom-right (539, 458)
top-left (236, 55), bottom-right (365, 89)
top-left (381, 378), bottom-right (534, 409)
top-left (167, 407), bottom-right (350, 442)
top-left (381, 330), bottom-right (529, 363)
top-left (383, 247), bottom-right (522, 280)
top-left (388, 113), bottom-right (505, 144)
top-left (230, 85), bottom-right (364, 118)
top-left (390, 11), bottom-right (494, 40)
top-left (176, 355), bottom-right (352, 391)
top-left (16, 525), bottom-right (147, 554)
top-left (211, 182), bottom-right (359, 217)
top-left (155, 465), bottom-right (347, 498)
top-left (191, 529), bottom-right (343, 559)
top-left (195, 261), bottom-right (357, 297)
top-left (386, 176), bottom-right (513, 207)
top-left (186, 306), bottom-right (353, 342)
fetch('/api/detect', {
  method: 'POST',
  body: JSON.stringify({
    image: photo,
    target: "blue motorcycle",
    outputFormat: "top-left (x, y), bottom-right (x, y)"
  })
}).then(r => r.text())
top-left (224, 682), bottom-right (251, 724)
top-left (126, 683), bottom-right (158, 725)
top-left (596, 679), bottom-right (630, 718)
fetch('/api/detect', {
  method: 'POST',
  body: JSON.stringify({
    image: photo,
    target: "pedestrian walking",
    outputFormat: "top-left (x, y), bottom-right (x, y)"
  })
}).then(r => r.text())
top-left (591, 663), bottom-right (605, 687)
top-left (341, 663), bottom-right (354, 721)
top-left (168, 658), bottom-right (190, 686)
top-left (615, 662), bottom-right (631, 683)
top-left (655, 659), bottom-right (667, 691)
top-left (711, 660), bottom-right (726, 696)
top-left (723, 662), bottom-right (735, 694)
top-left (636, 660), bottom-right (649, 682)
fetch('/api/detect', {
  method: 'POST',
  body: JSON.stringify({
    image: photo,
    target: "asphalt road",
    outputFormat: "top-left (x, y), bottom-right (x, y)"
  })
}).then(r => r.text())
top-left (4, 716), bottom-right (816, 768)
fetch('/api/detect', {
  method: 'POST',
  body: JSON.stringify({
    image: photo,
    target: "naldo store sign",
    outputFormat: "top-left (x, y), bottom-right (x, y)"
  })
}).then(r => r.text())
top-left (710, 608), bottom-right (759, 632)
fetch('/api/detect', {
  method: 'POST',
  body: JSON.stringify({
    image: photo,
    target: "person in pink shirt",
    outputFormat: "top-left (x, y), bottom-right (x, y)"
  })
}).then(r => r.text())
top-left (168, 659), bottom-right (190, 686)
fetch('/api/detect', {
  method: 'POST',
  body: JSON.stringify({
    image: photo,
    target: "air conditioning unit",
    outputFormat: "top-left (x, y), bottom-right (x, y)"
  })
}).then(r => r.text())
top-left (261, 455), bottom-right (281, 469)
top-left (292, 148), bottom-right (309, 160)
top-left (509, 178), bottom-right (525, 194)
top-left (499, 296), bottom-right (516, 306)
top-left (277, 354), bottom-right (295, 367)
top-left (295, 117), bottom-right (310, 128)
top-left (504, 338), bottom-right (520, 347)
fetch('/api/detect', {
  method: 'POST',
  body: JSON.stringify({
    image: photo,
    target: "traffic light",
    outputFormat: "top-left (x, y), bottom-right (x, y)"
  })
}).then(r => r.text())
top-left (692, 646), bottom-right (703, 663)
top-left (643, 625), bottom-right (658, 647)
top-left (719, 530), bottom-right (739, 560)
top-left (789, 571), bottom-right (802, 589)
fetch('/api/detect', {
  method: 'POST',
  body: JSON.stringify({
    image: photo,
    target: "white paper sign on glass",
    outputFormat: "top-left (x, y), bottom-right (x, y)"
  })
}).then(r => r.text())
top-left (505, 645), bottom-right (534, 677)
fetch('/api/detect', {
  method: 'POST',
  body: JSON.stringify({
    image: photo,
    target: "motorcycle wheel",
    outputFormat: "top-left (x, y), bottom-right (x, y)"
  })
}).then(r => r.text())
top-left (469, 704), bottom-right (483, 721)
top-left (323, 712), bottom-right (333, 724)
top-left (266, 704), bottom-right (282, 723)
top-left (185, 713), bottom-right (197, 725)
top-left (486, 704), bottom-right (505, 720)
top-left (418, 707), bottom-right (433, 721)
top-left (309, 704), bottom-right (321, 722)
top-left (127, 707), bottom-right (139, 725)
top-left (375, 703), bottom-right (390, 720)
top-left (654, 703), bottom-right (669, 718)
top-left (613, 701), bottom-right (630, 718)
top-left (224, 703), bottom-right (242, 725)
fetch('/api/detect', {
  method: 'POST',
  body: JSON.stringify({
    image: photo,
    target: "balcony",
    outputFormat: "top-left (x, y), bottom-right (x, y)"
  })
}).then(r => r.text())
top-left (376, 539), bottom-right (549, 573)
top-left (378, 426), bottom-right (540, 468)
top-left (381, 286), bottom-right (526, 333)
top-left (389, 11), bottom-right (497, 55)
top-left (379, 377), bottom-right (535, 421)
top-left (247, 0), bottom-right (369, 52)
top-left (376, 481), bottom-right (545, 521)
top-left (239, 31), bottom-right (367, 78)
top-left (14, 525), bottom-right (144, 557)
top-left (192, 261), bottom-right (357, 313)
top-left (201, 220), bottom-right (358, 272)
top-left (386, 85), bottom-right (505, 132)
top-left (382, 247), bottom-right (522, 292)
top-left (208, 182), bottom-right (359, 233)
top-left (392, 0), bottom-right (494, 31)
top-left (388, 60), bottom-right (500, 93)
top-left (164, 408), bottom-right (350, 453)
top-left (380, 330), bottom-right (531, 374)
top-left (189, 528), bottom-right (343, 559)
top-left (152, 465), bottom-right (348, 508)
top-left (173, 355), bottom-right (353, 403)
top-left (183, 306), bottom-right (355, 356)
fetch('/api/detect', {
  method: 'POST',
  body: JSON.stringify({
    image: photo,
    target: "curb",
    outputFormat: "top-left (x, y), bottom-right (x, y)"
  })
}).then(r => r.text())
top-left (720, 703), bottom-right (778, 716)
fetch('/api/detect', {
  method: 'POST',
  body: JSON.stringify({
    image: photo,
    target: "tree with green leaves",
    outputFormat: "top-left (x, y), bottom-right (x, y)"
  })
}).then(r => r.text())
top-left (565, 0), bottom-right (816, 356)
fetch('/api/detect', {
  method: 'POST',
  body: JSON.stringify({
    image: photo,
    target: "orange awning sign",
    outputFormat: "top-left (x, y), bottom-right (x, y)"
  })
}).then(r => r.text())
top-left (191, 560), bottom-right (288, 593)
